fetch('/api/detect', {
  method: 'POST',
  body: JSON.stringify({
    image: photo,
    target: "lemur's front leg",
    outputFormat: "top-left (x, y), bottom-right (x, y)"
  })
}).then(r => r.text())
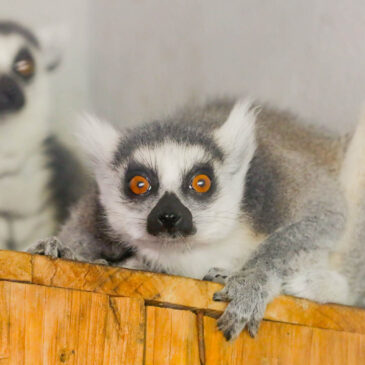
top-left (205, 212), bottom-right (345, 341)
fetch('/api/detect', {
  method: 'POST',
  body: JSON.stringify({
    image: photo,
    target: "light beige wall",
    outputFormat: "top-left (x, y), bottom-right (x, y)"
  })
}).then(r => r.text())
top-left (90, 0), bottom-right (365, 133)
top-left (3, 1), bottom-right (365, 134)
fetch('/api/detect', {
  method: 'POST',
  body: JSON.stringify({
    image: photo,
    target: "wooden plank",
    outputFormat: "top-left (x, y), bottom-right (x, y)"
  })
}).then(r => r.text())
top-left (309, 327), bottom-right (365, 364)
top-left (0, 250), bottom-right (31, 282)
top-left (32, 254), bottom-right (224, 312)
top-left (0, 283), bottom-right (9, 360)
top-left (145, 306), bottom-right (200, 365)
top-left (103, 296), bottom-right (145, 365)
top-left (0, 281), bottom-right (145, 364)
top-left (265, 295), bottom-right (365, 335)
top-left (29, 253), bottom-right (365, 335)
top-left (204, 316), bottom-right (365, 365)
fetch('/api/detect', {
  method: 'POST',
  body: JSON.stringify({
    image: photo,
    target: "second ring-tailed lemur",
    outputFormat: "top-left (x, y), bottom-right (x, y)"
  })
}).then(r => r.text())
top-left (0, 21), bottom-right (86, 250)
top-left (30, 98), bottom-right (365, 341)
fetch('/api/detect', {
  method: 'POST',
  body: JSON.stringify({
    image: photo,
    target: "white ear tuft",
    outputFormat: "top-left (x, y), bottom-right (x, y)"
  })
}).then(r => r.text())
top-left (36, 23), bottom-right (69, 71)
top-left (214, 99), bottom-right (258, 172)
top-left (76, 113), bottom-right (121, 168)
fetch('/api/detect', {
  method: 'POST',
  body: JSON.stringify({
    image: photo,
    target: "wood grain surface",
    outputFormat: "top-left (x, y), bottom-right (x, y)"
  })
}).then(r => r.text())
top-left (0, 250), bottom-right (365, 364)
top-left (0, 281), bottom-right (145, 364)
top-left (145, 306), bottom-right (200, 365)
top-left (204, 316), bottom-right (365, 365)
top-left (0, 251), bottom-right (31, 282)
top-left (29, 252), bottom-right (365, 334)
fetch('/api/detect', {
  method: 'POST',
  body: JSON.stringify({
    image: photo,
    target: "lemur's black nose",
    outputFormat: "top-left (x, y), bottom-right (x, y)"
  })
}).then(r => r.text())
top-left (147, 192), bottom-right (195, 237)
top-left (0, 75), bottom-right (25, 113)
top-left (158, 212), bottom-right (181, 228)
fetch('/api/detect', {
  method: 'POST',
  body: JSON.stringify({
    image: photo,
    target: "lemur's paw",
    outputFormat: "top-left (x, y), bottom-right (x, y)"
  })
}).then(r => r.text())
top-left (28, 236), bottom-right (76, 260)
top-left (203, 267), bottom-right (231, 284)
top-left (213, 269), bottom-right (270, 341)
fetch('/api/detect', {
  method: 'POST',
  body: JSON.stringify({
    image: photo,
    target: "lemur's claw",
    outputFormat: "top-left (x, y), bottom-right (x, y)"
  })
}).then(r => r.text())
top-left (217, 304), bottom-right (248, 341)
top-left (213, 289), bottom-right (230, 302)
top-left (247, 318), bottom-right (260, 338)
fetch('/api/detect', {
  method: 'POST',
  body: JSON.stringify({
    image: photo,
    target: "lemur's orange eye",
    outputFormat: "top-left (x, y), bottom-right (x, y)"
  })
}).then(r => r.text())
top-left (14, 59), bottom-right (34, 77)
top-left (191, 174), bottom-right (211, 193)
top-left (13, 48), bottom-right (35, 80)
top-left (129, 176), bottom-right (151, 195)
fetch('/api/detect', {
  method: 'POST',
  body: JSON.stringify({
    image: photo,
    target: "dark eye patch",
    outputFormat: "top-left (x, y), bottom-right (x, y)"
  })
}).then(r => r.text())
top-left (182, 163), bottom-right (217, 200)
top-left (123, 162), bottom-right (159, 200)
top-left (13, 47), bottom-right (35, 81)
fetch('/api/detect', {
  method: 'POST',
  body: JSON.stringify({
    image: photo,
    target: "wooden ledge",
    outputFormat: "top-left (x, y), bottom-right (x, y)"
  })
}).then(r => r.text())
top-left (1, 250), bottom-right (365, 336)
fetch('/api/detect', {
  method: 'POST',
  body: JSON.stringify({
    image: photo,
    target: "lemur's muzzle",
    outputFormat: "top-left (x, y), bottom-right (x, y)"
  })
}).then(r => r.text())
top-left (0, 75), bottom-right (25, 114)
top-left (147, 192), bottom-right (194, 237)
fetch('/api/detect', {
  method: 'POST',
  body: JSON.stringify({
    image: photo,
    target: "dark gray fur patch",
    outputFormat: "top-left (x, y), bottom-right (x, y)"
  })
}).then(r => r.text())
top-left (44, 136), bottom-right (89, 223)
top-left (113, 119), bottom-right (224, 166)
top-left (93, 194), bottom-right (135, 262)
top-left (0, 20), bottom-right (39, 48)
top-left (242, 146), bottom-right (287, 234)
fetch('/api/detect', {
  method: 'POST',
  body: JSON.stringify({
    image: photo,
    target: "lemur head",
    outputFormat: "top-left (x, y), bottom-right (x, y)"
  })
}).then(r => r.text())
top-left (0, 20), bottom-right (62, 166)
top-left (0, 20), bottom-right (60, 121)
top-left (80, 100), bottom-right (257, 251)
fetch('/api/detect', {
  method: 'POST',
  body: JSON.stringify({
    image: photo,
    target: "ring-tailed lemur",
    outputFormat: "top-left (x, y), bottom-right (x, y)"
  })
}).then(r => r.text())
top-left (29, 98), bottom-right (365, 341)
top-left (0, 21), bottom-right (86, 251)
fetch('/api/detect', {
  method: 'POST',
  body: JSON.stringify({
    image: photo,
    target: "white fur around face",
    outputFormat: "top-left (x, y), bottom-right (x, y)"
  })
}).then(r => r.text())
top-left (125, 222), bottom-right (262, 279)
top-left (98, 142), bottom-right (220, 245)
top-left (0, 34), bottom-right (50, 174)
top-left (91, 100), bottom-right (259, 278)
top-left (133, 142), bottom-right (208, 192)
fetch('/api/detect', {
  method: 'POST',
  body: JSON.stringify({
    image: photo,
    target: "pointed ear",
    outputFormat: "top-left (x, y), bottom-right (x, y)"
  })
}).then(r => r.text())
top-left (36, 24), bottom-right (69, 71)
top-left (214, 99), bottom-right (258, 172)
top-left (76, 114), bottom-right (121, 169)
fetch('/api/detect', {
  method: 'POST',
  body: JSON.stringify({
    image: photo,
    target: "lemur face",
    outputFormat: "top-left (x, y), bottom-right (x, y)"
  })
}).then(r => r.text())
top-left (80, 101), bottom-right (257, 250)
top-left (0, 22), bottom-right (45, 118)
top-left (122, 142), bottom-right (220, 240)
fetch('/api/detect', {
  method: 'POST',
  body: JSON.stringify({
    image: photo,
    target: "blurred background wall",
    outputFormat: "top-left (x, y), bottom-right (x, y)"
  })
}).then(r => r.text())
top-left (3, 0), bottom-right (365, 134)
